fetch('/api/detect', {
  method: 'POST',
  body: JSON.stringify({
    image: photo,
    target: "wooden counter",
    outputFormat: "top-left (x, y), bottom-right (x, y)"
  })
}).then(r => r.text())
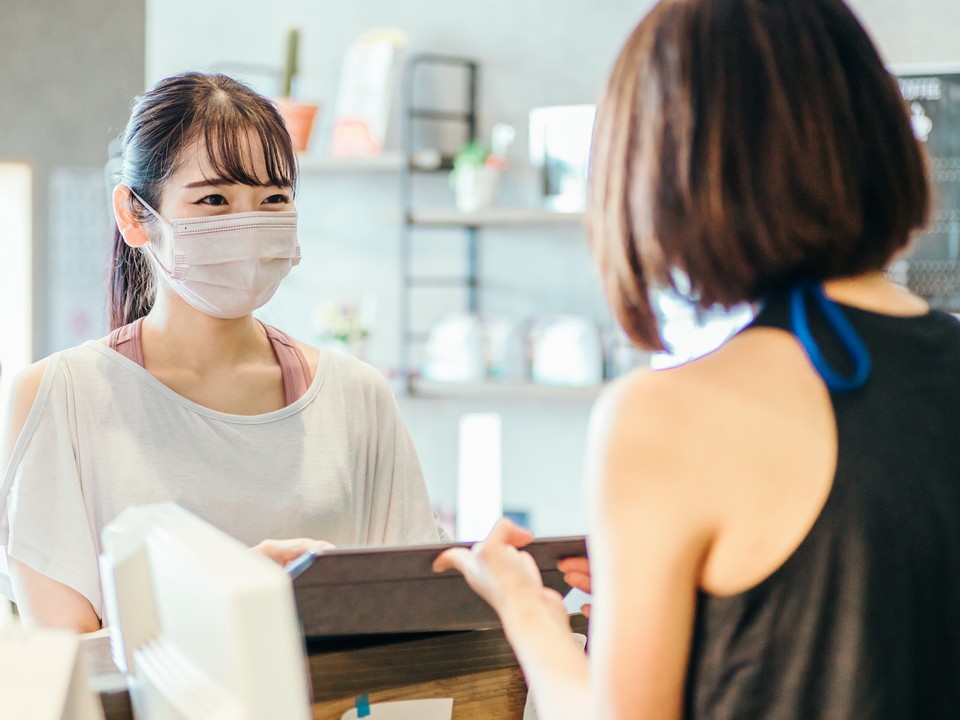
top-left (84, 615), bottom-right (588, 720)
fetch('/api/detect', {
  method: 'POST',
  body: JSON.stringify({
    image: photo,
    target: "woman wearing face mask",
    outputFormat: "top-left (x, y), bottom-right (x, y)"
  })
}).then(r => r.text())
top-left (0, 73), bottom-right (444, 633)
top-left (436, 0), bottom-right (960, 717)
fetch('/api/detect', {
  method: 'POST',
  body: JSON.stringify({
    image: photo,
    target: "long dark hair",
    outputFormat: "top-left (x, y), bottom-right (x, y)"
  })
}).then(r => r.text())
top-left (587, 0), bottom-right (930, 350)
top-left (108, 72), bottom-right (298, 330)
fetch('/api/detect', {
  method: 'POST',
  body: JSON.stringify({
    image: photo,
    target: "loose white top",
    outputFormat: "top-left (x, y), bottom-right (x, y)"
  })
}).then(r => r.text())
top-left (0, 342), bottom-right (443, 618)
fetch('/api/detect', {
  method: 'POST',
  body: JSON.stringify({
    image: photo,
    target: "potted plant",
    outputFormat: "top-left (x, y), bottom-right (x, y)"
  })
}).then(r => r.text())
top-left (449, 124), bottom-right (513, 213)
top-left (274, 28), bottom-right (320, 153)
top-left (313, 301), bottom-right (371, 359)
top-left (449, 141), bottom-right (504, 213)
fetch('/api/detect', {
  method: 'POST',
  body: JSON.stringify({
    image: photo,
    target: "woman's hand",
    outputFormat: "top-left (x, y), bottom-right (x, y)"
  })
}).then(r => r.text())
top-left (251, 538), bottom-right (334, 566)
top-left (558, 556), bottom-right (592, 617)
top-left (433, 519), bottom-right (569, 635)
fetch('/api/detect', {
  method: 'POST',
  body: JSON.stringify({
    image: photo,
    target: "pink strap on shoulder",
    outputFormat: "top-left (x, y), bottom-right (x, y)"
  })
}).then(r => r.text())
top-left (107, 318), bottom-right (146, 366)
top-left (262, 324), bottom-right (313, 405)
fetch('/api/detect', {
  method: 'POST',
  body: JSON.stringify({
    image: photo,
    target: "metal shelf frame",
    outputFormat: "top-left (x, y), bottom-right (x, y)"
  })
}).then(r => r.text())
top-left (399, 54), bottom-right (480, 393)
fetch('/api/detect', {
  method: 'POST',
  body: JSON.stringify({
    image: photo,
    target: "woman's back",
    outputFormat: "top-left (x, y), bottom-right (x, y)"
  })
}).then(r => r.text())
top-left (682, 288), bottom-right (960, 718)
top-left (431, 0), bottom-right (953, 715)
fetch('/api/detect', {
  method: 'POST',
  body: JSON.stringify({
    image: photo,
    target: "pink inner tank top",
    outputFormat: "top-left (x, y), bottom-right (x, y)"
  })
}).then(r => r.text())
top-left (107, 318), bottom-right (312, 406)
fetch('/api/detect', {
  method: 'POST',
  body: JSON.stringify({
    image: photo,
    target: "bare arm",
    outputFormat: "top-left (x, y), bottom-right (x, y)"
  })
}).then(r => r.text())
top-left (584, 373), bottom-right (715, 718)
top-left (2, 360), bottom-right (100, 632)
top-left (435, 370), bottom-right (717, 719)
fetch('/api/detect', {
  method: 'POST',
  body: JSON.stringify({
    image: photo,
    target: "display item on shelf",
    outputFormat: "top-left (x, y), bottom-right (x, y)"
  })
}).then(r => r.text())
top-left (529, 315), bottom-right (604, 387)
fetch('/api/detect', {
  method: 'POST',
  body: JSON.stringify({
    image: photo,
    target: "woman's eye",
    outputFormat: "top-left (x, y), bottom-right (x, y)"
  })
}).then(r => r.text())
top-left (198, 194), bottom-right (227, 206)
top-left (264, 194), bottom-right (291, 205)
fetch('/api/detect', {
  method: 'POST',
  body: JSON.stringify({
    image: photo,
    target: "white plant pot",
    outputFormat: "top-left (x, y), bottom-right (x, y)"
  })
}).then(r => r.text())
top-left (451, 165), bottom-right (500, 213)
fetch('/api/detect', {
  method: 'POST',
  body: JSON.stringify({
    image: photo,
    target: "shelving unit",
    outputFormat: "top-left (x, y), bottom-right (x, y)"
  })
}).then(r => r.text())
top-left (398, 54), bottom-right (481, 394)
top-left (407, 208), bottom-right (585, 228)
top-left (297, 153), bottom-right (405, 173)
top-left (410, 379), bottom-right (603, 401)
top-left (396, 54), bottom-right (596, 398)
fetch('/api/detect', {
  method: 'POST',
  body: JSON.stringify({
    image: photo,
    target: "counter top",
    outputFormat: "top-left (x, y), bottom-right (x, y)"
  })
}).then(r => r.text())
top-left (83, 615), bottom-right (588, 720)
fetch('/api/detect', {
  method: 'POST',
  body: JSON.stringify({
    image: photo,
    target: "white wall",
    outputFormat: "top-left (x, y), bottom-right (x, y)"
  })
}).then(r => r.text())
top-left (144, 0), bottom-right (960, 536)
top-left (0, 164), bottom-right (33, 414)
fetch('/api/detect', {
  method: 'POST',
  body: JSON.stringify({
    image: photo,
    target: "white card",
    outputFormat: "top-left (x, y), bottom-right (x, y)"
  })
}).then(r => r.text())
top-left (340, 698), bottom-right (453, 720)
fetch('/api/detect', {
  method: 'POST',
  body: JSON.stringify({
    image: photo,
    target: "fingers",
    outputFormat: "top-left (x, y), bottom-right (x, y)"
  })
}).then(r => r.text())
top-left (252, 538), bottom-right (335, 565)
top-left (557, 556), bottom-right (589, 575)
top-left (558, 557), bottom-right (591, 593)
top-left (563, 570), bottom-right (592, 594)
top-left (581, 603), bottom-right (591, 618)
top-left (432, 546), bottom-right (473, 574)
top-left (306, 539), bottom-right (335, 554)
top-left (485, 518), bottom-right (534, 548)
top-left (433, 518), bottom-right (533, 573)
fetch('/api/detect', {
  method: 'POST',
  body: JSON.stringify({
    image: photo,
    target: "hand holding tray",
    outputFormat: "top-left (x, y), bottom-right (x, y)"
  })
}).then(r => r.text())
top-left (289, 536), bottom-right (587, 638)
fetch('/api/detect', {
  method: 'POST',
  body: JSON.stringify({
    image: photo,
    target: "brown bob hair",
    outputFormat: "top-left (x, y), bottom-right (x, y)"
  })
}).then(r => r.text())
top-left (108, 72), bottom-right (297, 330)
top-left (588, 0), bottom-right (930, 350)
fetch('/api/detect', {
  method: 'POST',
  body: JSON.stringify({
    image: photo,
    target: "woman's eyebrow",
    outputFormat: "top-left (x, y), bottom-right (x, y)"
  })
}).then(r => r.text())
top-left (182, 178), bottom-right (288, 189)
top-left (183, 177), bottom-right (231, 189)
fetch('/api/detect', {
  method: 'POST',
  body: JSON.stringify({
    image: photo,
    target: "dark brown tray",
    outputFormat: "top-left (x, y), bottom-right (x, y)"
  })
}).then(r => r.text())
top-left (291, 536), bottom-right (587, 638)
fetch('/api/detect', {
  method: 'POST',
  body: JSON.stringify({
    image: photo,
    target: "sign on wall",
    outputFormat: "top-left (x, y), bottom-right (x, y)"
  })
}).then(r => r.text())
top-left (896, 70), bottom-right (960, 259)
top-left (895, 69), bottom-right (960, 309)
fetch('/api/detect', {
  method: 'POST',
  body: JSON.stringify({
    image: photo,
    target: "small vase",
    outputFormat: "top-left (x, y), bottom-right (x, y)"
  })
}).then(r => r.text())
top-left (274, 98), bottom-right (320, 153)
top-left (450, 165), bottom-right (500, 213)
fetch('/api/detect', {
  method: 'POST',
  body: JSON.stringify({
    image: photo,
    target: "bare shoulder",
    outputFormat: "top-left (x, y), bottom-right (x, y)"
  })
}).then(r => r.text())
top-left (291, 337), bottom-right (391, 393)
top-left (2, 357), bottom-right (52, 463)
top-left (8, 358), bottom-right (51, 415)
top-left (291, 338), bottom-right (322, 378)
top-left (588, 325), bottom-right (822, 511)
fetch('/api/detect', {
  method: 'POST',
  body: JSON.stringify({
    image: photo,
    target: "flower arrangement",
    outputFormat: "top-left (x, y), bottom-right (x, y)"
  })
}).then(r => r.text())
top-left (313, 301), bottom-right (371, 356)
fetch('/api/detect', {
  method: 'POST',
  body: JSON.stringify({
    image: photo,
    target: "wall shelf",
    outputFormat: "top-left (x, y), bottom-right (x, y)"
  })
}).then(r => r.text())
top-left (407, 208), bottom-right (585, 228)
top-left (409, 379), bottom-right (604, 401)
top-left (297, 154), bottom-right (454, 174)
top-left (298, 153), bottom-right (405, 173)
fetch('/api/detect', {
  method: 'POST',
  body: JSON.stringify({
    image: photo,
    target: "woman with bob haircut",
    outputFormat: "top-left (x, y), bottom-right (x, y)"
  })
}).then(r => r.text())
top-left (437, 0), bottom-right (960, 717)
top-left (1, 72), bottom-right (444, 633)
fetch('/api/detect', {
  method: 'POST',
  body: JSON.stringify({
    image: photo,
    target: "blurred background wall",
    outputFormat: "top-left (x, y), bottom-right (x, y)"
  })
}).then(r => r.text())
top-left (2, 0), bottom-right (958, 537)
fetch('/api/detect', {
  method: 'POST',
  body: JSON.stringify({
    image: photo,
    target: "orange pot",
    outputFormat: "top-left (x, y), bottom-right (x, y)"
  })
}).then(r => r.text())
top-left (274, 98), bottom-right (320, 153)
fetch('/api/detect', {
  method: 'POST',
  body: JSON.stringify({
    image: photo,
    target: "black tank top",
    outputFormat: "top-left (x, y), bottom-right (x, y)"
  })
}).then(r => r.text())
top-left (684, 291), bottom-right (960, 719)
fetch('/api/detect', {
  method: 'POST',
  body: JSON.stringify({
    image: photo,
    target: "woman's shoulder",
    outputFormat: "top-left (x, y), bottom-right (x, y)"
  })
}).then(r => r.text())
top-left (286, 336), bottom-right (392, 395)
top-left (590, 327), bottom-right (823, 499)
top-left (599, 326), bottom-right (810, 432)
top-left (3, 344), bottom-right (104, 417)
top-left (5, 357), bottom-right (51, 417)
top-left (5, 341), bottom-right (131, 412)
top-left (2, 356), bottom-right (56, 465)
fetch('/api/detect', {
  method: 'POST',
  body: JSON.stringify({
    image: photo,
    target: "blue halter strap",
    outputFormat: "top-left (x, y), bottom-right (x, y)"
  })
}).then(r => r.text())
top-left (788, 282), bottom-right (872, 393)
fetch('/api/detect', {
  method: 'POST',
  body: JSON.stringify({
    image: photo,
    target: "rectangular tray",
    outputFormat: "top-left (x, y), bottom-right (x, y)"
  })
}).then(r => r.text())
top-left (290, 536), bottom-right (587, 637)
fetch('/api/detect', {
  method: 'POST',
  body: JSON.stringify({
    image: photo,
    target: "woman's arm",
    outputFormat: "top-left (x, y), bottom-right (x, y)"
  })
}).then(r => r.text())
top-left (2, 360), bottom-right (101, 633)
top-left (584, 373), bottom-right (716, 718)
top-left (435, 519), bottom-right (591, 720)
top-left (8, 559), bottom-right (100, 632)
top-left (436, 369), bottom-right (718, 719)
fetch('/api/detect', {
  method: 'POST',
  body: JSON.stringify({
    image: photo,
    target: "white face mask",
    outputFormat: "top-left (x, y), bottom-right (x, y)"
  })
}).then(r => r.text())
top-left (130, 189), bottom-right (301, 319)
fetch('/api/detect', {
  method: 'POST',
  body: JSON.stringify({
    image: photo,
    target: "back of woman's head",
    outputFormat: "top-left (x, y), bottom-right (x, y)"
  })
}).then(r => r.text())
top-left (589, 0), bottom-right (930, 349)
top-left (108, 72), bottom-right (297, 330)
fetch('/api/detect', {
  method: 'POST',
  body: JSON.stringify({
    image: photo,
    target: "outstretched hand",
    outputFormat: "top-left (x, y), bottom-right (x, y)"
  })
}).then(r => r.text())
top-left (251, 537), bottom-right (334, 565)
top-left (433, 519), bottom-right (568, 632)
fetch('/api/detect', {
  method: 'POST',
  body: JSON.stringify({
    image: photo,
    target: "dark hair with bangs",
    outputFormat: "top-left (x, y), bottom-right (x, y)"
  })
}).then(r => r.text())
top-left (108, 72), bottom-right (297, 330)
top-left (588, 0), bottom-right (931, 350)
